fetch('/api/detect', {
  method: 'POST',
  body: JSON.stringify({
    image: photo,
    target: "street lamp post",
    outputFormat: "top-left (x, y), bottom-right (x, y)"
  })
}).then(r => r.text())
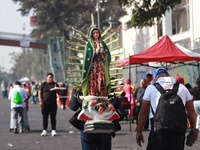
top-left (97, 0), bottom-right (100, 28)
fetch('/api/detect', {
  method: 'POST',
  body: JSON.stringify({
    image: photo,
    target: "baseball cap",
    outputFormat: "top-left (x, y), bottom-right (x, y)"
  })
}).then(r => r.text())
top-left (154, 68), bottom-right (169, 78)
top-left (176, 75), bottom-right (185, 84)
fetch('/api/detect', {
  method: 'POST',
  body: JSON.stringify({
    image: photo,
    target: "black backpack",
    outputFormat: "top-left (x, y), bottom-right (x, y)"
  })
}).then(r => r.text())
top-left (152, 82), bottom-right (187, 133)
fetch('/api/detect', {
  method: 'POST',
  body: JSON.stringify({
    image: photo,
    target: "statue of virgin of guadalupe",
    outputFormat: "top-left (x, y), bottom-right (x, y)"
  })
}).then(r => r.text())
top-left (81, 26), bottom-right (111, 97)
top-left (78, 26), bottom-right (120, 125)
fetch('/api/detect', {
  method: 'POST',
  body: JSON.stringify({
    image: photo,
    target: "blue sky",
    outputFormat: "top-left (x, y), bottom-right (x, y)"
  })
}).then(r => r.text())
top-left (0, 0), bottom-right (32, 73)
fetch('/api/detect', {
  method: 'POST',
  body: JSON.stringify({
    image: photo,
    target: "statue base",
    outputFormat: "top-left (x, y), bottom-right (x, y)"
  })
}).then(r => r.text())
top-left (84, 121), bottom-right (115, 133)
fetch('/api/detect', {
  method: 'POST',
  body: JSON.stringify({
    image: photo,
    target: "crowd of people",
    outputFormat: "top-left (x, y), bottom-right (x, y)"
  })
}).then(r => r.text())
top-left (115, 74), bottom-right (153, 129)
top-left (1, 75), bottom-right (69, 136)
top-left (117, 73), bottom-right (200, 130)
top-left (2, 69), bottom-right (199, 149)
top-left (1, 25), bottom-right (200, 150)
top-left (112, 69), bottom-right (200, 150)
top-left (135, 69), bottom-right (197, 150)
top-left (114, 72), bottom-right (200, 132)
top-left (68, 25), bottom-right (198, 150)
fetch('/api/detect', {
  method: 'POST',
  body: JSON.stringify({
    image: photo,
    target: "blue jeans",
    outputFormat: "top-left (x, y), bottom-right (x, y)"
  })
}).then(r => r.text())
top-left (80, 131), bottom-right (112, 150)
top-left (11, 107), bottom-right (24, 129)
top-left (31, 95), bottom-right (38, 103)
top-left (23, 107), bottom-right (29, 127)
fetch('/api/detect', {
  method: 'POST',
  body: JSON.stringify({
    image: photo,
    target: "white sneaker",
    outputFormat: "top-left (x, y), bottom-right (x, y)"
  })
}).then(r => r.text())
top-left (41, 130), bottom-right (47, 136)
top-left (51, 130), bottom-right (57, 136)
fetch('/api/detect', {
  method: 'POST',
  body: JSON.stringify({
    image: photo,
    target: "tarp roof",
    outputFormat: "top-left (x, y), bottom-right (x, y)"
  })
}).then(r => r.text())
top-left (119, 35), bottom-right (200, 67)
top-left (19, 77), bottom-right (30, 82)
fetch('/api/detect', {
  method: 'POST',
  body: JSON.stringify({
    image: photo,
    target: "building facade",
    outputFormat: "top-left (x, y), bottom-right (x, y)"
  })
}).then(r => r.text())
top-left (119, 0), bottom-right (200, 86)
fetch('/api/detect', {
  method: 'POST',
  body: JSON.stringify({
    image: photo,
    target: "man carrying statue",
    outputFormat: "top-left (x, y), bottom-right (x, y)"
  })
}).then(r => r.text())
top-left (69, 25), bottom-right (121, 150)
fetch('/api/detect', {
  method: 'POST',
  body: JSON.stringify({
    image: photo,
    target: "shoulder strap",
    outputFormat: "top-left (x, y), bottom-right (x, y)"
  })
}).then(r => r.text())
top-left (150, 104), bottom-right (155, 116)
top-left (151, 83), bottom-right (164, 116)
top-left (172, 82), bottom-right (179, 94)
top-left (153, 83), bottom-right (165, 94)
top-left (151, 82), bottom-right (179, 117)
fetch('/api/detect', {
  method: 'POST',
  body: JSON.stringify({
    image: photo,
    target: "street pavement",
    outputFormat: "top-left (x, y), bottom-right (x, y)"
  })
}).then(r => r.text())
top-left (0, 94), bottom-right (200, 150)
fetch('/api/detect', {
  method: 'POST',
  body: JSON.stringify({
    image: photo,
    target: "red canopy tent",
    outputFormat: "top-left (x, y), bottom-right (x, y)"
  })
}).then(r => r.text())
top-left (119, 35), bottom-right (200, 70)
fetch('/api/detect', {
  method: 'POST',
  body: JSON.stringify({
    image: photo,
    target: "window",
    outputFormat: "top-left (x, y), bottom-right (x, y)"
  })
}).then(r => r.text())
top-left (172, 0), bottom-right (189, 35)
top-left (125, 21), bottom-right (131, 30)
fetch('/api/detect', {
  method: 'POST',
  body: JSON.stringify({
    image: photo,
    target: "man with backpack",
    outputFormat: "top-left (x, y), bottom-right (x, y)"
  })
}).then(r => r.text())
top-left (136, 68), bottom-right (198, 150)
top-left (8, 81), bottom-right (28, 134)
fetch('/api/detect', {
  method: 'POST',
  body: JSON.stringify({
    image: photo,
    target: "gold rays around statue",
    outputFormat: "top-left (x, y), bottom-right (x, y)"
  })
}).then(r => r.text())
top-left (66, 16), bottom-right (123, 96)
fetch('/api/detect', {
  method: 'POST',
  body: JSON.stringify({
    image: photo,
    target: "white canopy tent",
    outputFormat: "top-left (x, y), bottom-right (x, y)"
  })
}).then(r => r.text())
top-left (19, 77), bottom-right (30, 82)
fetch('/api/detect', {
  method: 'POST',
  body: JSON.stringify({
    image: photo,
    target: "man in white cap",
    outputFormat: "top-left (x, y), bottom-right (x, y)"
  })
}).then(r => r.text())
top-left (136, 68), bottom-right (197, 150)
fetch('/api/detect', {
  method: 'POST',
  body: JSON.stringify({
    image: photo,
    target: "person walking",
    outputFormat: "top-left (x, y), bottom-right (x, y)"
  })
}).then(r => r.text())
top-left (69, 25), bottom-right (121, 150)
top-left (1, 81), bottom-right (8, 98)
top-left (136, 68), bottom-right (197, 150)
top-left (8, 81), bottom-right (28, 134)
top-left (192, 77), bottom-right (200, 130)
top-left (81, 26), bottom-right (113, 150)
top-left (38, 73), bottom-right (59, 137)
top-left (146, 73), bottom-right (153, 86)
top-left (133, 78), bottom-right (147, 130)
top-left (31, 81), bottom-right (38, 104)
top-left (123, 78), bottom-right (135, 118)
top-left (59, 82), bottom-right (68, 110)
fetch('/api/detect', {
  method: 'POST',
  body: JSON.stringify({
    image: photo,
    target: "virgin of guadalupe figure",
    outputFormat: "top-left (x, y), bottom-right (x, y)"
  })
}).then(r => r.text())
top-left (78, 26), bottom-right (120, 122)
top-left (81, 26), bottom-right (111, 97)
